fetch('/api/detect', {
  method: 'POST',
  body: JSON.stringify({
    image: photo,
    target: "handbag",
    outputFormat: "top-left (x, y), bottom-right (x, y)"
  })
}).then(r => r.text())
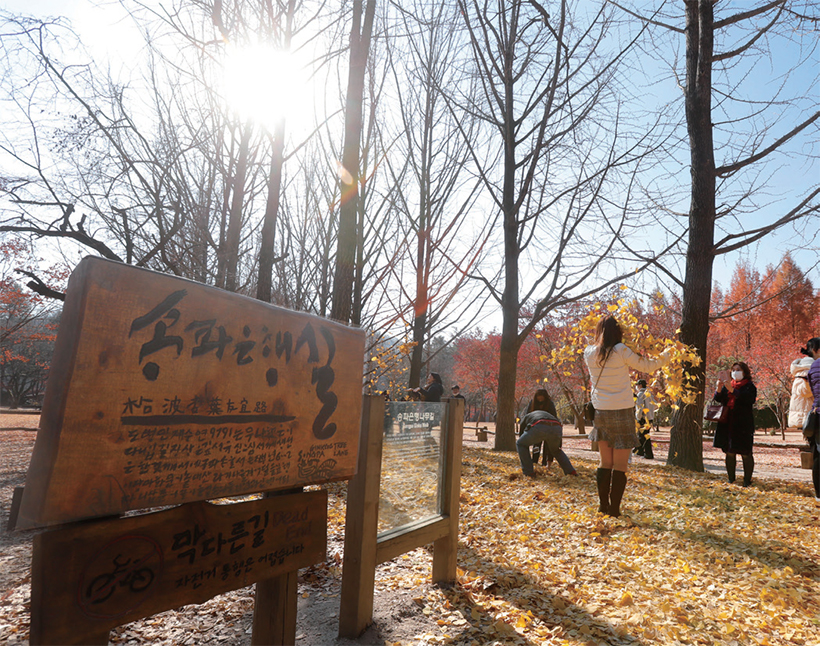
top-left (803, 410), bottom-right (818, 439)
top-left (704, 402), bottom-right (728, 423)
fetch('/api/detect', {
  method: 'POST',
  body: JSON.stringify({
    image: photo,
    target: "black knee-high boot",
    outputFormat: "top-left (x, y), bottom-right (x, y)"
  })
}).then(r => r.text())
top-left (741, 454), bottom-right (754, 487)
top-left (812, 448), bottom-right (820, 498)
top-left (596, 468), bottom-right (612, 514)
top-left (725, 454), bottom-right (736, 483)
top-left (609, 470), bottom-right (627, 518)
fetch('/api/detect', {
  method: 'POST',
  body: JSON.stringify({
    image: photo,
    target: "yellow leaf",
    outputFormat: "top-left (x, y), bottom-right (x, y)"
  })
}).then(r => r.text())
top-left (618, 591), bottom-right (634, 607)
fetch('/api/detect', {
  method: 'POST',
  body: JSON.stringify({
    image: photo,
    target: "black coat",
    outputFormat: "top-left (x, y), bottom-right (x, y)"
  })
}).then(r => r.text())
top-left (713, 381), bottom-right (757, 456)
top-left (418, 381), bottom-right (444, 402)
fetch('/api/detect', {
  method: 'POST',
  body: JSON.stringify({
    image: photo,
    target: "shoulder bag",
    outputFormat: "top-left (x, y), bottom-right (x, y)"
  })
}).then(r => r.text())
top-left (704, 400), bottom-right (729, 424)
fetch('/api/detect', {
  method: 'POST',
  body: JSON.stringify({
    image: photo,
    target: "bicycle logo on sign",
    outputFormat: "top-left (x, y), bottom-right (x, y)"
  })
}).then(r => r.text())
top-left (77, 534), bottom-right (163, 619)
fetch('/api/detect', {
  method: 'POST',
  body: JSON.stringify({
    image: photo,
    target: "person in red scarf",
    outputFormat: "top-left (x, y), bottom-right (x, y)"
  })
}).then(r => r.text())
top-left (713, 362), bottom-right (757, 486)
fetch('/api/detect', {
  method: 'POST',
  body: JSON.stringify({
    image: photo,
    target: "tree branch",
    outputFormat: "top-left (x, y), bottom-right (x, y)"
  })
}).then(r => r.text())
top-left (14, 269), bottom-right (65, 301)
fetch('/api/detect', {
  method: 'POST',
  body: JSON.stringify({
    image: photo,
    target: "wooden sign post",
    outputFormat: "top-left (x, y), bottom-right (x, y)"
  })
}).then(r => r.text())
top-left (16, 257), bottom-right (365, 645)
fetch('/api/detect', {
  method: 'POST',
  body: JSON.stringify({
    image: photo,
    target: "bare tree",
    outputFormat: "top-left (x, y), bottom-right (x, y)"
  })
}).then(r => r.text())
top-left (330, 0), bottom-right (376, 324)
top-left (456, 0), bottom-right (666, 450)
top-left (383, 0), bottom-right (493, 388)
top-left (613, 0), bottom-right (820, 471)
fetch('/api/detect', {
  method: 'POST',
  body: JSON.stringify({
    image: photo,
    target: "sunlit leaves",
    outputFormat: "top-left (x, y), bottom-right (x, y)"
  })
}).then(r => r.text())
top-left (387, 448), bottom-right (820, 645)
top-left (551, 299), bottom-right (702, 407)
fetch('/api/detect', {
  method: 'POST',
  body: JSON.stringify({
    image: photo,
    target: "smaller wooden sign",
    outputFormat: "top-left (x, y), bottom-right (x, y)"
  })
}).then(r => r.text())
top-left (30, 491), bottom-right (326, 645)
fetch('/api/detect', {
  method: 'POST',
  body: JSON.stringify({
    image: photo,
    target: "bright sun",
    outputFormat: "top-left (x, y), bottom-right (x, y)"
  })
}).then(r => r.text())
top-left (222, 41), bottom-right (310, 132)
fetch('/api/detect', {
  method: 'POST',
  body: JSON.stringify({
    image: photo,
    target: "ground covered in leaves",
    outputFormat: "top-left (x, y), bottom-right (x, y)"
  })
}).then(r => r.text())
top-left (2, 417), bottom-right (819, 645)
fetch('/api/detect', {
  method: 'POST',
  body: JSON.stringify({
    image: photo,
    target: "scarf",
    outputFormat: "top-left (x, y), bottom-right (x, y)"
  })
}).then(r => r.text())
top-left (728, 378), bottom-right (750, 408)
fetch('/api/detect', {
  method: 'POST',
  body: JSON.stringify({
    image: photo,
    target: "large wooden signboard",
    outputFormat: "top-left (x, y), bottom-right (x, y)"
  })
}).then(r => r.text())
top-left (17, 258), bottom-right (365, 529)
top-left (31, 491), bottom-right (327, 645)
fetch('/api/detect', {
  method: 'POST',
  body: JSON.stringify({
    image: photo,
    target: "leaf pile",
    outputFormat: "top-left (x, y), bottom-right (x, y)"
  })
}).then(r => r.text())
top-left (344, 447), bottom-right (820, 645)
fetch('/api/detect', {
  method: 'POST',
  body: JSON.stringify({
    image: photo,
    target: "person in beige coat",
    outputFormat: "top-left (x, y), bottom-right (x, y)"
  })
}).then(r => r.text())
top-left (788, 355), bottom-right (815, 429)
top-left (584, 315), bottom-right (672, 517)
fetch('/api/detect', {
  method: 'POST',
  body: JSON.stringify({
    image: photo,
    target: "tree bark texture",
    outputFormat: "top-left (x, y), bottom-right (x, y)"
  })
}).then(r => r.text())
top-left (257, 119), bottom-right (287, 303)
top-left (668, 0), bottom-right (717, 472)
top-left (224, 122), bottom-right (253, 293)
top-left (494, 9), bottom-right (522, 452)
top-left (331, 0), bottom-right (376, 324)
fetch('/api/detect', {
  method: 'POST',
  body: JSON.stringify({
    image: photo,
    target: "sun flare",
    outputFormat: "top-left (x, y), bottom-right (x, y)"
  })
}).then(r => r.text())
top-left (222, 41), bottom-right (309, 131)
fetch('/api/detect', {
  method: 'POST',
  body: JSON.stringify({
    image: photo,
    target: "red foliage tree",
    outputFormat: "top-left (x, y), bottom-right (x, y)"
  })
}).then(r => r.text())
top-left (0, 241), bottom-right (66, 408)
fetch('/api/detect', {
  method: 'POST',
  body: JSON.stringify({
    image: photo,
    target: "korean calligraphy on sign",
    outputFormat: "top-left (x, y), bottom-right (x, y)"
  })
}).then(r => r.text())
top-left (18, 257), bottom-right (364, 529)
top-left (32, 493), bottom-right (326, 641)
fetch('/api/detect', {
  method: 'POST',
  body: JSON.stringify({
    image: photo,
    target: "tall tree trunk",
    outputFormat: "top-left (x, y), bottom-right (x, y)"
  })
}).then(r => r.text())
top-left (225, 121), bottom-right (253, 293)
top-left (409, 170), bottom-right (430, 389)
top-left (494, 22), bottom-right (520, 452)
top-left (256, 118), bottom-right (286, 303)
top-left (331, 0), bottom-right (376, 324)
top-left (668, 0), bottom-right (716, 472)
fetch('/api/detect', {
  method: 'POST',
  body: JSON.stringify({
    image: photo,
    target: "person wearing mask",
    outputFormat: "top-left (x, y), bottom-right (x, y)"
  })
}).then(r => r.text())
top-left (516, 389), bottom-right (576, 478)
top-left (802, 338), bottom-right (820, 501)
top-left (584, 315), bottom-right (672, 517)
top-left (634, 379), bottom-right (656, 459)
top-left (713, 362), bottom-right (757, 487)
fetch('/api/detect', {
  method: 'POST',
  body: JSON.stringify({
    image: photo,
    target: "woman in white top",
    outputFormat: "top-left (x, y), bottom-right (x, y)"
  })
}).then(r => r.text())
top-left (584, 315), bottom-right (671, 517)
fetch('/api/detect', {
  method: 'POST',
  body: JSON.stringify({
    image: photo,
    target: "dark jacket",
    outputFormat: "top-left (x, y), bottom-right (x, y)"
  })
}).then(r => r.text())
top-left (808, 357), bottom-right (820, 409)
top-left (418, 382), bottom-right (444, 402)
top-left (713, 380), bottom-right (757, 455)
top-left (519, 410), bottom-right (562, 435)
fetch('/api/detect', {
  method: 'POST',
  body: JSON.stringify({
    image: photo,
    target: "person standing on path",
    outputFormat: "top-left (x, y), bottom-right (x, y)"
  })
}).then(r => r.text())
top-left (634, 379), bottom-right (656, 459)
top-left (803, 338), bottom-right (820, 501)
top-left (584, 315), bottom-right (671, 517)
top-left (788, 352), bottom-right (815, 429)
top-left (712, 362), bottom-right (757, 487)
top-left (516, 389), bottom-right (576, 478)
top-left (410, 373), bottom-right (444, 402)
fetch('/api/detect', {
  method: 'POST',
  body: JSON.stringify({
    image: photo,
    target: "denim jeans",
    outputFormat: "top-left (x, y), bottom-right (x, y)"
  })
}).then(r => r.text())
top-left (516, 423), bottom-right (574, 475)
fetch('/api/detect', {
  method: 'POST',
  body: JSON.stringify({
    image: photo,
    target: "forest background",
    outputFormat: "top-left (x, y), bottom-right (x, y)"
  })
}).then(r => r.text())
top-left (0, 0), bottom-right (818, 473)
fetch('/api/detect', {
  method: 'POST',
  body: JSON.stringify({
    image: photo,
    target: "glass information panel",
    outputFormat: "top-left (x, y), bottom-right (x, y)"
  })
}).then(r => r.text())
top-left (377, 401), bottom-right (447, 535)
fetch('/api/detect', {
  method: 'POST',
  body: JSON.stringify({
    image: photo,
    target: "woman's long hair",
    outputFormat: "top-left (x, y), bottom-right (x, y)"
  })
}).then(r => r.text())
top-left (595, 315), bottom-right (623, 365)
top-left (528, 388), bottom-right (555, 413)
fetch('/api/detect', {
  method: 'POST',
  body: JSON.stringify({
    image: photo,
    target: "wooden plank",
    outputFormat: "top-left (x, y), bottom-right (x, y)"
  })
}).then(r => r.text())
top-left (18, 257), bottom-right (364, 529)
top-left (7, 486), bottom-right (24, 531)
top-left (376, 516), bottom-right (449, 566)
top-left (338, 396), bottom-right (385, 638)
top-left (432, 398), bottom-right (463, 583)
top-left (251, 488), bottom-right (303, 646)
top-left (251, 571), bottom-right (299, 646)
top-left (29, 492), bottom-right (326, 645)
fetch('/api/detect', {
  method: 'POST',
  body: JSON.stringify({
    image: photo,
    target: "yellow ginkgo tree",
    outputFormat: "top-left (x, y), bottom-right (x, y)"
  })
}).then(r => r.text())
top-left (551, 297), bottom-right (702, 411)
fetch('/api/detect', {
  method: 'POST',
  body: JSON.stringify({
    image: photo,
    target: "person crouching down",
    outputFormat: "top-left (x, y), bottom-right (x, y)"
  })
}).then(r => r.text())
top-left (516, 390), bottom-right (577, 478)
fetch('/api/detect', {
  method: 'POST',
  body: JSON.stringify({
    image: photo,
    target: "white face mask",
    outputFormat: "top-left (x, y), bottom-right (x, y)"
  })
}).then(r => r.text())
top-left (731, 370), bottom-right (744, 381)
